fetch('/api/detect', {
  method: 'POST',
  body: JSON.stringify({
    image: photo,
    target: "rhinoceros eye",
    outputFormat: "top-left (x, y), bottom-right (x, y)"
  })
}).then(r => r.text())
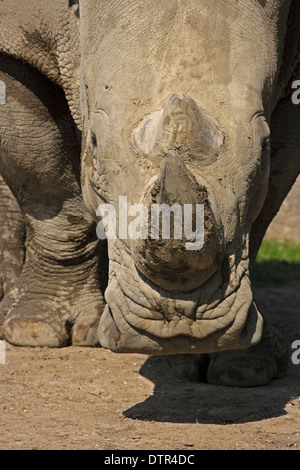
top-left (260, 135), bottom-right (270, 173)
top-left (69, 0), bottom-right (80, 18)
top-left (91, 132), bottom-right (97, 148)
top-left (254, 115), bottom-right (270, 152)
top-left (261, 136), bottom-right (270, 152)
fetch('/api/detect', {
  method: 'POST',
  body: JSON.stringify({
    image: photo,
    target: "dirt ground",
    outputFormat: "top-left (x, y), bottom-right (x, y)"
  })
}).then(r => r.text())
top-left (0, 180), bottom-right (299, 451)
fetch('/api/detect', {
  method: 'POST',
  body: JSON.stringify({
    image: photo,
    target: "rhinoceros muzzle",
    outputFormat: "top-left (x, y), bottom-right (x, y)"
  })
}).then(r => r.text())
top-left (132, 150), bottom-right (224, 292)
top-left (97, 248), bottom-right (263, 355)
top-left (96, 94), bottom-right (263, 355)
top-left (131, 93), bottom-right (225, 292)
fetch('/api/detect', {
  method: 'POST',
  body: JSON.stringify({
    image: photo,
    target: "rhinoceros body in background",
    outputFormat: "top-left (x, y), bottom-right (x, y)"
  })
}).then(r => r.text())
top-left (0, 0), bottom-right (299, 386)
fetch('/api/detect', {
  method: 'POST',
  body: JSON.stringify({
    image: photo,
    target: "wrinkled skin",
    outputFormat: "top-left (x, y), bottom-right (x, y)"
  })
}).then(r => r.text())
top-left (0, 0), bottom-right (299, 386)
top-left (0, 38), bottom-right (105, 347)
top-left (80, 1), bottom-right (300, 356)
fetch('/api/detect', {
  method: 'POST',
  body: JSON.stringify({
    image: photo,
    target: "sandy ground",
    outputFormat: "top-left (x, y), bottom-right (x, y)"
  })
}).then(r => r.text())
top-left (0, 284), bottom-right (299, 451)
top-left (0, 180), bottom-right (299, 451)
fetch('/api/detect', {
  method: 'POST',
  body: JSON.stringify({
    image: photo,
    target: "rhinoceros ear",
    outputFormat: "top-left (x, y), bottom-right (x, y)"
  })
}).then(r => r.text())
top-left (132, 93), bottom-right (224, 165)
top-left (0, 80), bottom-right (6, 105)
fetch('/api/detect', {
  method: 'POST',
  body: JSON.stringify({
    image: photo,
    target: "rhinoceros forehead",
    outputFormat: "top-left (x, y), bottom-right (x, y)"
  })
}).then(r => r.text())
top-left (80, 0), bottom-right (281, 86)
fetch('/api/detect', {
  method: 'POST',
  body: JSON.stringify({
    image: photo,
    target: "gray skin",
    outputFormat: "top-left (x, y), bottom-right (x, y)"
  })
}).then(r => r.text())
top-left (0, 55), bottom-right (105, 346)
top-left (0, 0), bottom-right (299, 386)
top-left (0, 175), bottom-right (25, 302)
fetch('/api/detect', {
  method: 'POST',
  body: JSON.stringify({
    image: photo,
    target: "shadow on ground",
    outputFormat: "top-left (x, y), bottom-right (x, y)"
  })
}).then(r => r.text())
top-left (123, 355), bottom-right (300, 425)
top-left (124, 283), bottom-right (300, 425)
top-left (252, 260), bottom-right (300, 285)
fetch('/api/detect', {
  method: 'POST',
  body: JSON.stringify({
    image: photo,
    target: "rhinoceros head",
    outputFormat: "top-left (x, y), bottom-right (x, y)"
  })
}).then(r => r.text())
top-left (79, 0), bottom-right (287, 354)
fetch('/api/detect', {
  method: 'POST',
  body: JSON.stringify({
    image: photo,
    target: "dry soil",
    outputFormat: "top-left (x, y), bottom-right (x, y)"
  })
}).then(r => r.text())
top-left (0, 180), bottom-right (299, 451)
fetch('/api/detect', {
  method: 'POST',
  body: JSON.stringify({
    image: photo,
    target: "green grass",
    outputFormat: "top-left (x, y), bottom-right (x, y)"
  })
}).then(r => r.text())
top-left (252, 240), bottom-right (300, 285)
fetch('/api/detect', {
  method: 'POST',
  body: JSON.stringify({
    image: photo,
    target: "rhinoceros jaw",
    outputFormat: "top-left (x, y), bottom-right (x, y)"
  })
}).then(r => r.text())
top-left (97, 238), bottom-right (263, 355)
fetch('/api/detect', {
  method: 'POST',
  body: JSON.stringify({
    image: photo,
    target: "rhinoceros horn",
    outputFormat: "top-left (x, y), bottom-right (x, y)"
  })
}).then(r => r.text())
top-left (132, 94), bottom-right (225, 292)
top-left (132, 93), bottom-right (224, 164)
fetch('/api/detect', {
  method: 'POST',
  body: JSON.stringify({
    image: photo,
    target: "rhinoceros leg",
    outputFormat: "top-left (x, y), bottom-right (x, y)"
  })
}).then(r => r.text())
top-left (168, 321), bottom-right (290, 386)
top-left (206, 322), bottom-right (290, 387)
top-left (0, 175), bottom-right (25, 327)
top-left (0, 57), bottom-right (105, 347)
top-left (168, 80), bottom-right (300, 387)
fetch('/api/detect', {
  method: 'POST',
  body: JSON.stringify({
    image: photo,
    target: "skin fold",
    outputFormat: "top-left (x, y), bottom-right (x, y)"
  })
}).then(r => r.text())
top-left (0, 0), bottom-right (299, 386)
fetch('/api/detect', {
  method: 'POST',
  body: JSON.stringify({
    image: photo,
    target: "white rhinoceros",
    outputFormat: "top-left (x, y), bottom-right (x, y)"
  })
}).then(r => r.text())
top-left (0, 0), bottom-right (299, 386)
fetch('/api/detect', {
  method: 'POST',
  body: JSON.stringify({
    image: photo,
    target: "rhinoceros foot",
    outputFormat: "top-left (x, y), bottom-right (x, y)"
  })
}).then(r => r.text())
top-left (0, 262), bottom-right (105, 348)
top-left (167, 321), bottom-right (290, 387)
top-left (2, 294), bottom-right (103, 348)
